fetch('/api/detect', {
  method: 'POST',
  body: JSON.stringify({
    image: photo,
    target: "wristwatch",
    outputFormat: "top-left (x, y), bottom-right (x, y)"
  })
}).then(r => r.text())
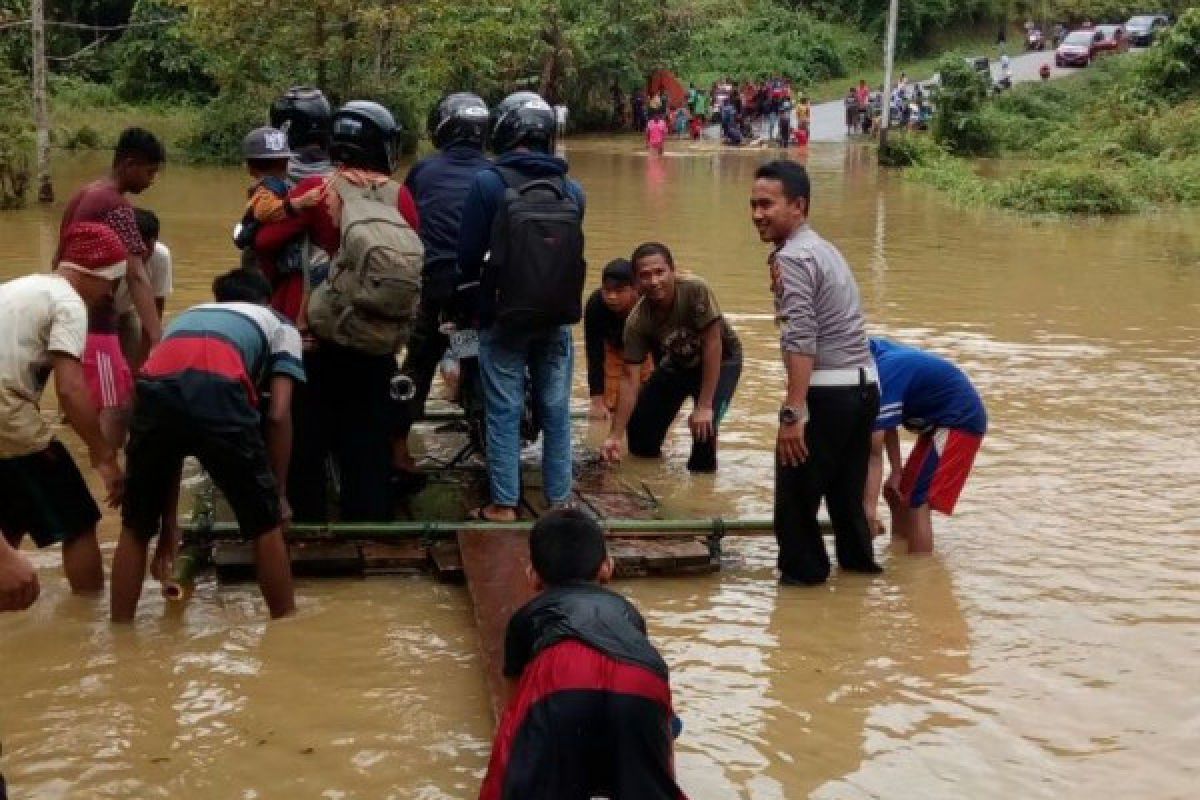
top-left (779, 405), bottom-right (802, 425)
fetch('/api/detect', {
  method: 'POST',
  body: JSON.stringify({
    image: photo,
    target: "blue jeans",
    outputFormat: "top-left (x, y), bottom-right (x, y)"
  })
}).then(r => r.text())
top-left (478, 325), bottom-right (574, 507)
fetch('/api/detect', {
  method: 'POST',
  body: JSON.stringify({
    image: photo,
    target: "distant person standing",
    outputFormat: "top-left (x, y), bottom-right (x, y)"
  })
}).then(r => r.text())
top-left (843, 87), bottom-right (858, 136)
top-left (855, 79), bottom-right (871, 130)
top-left (751, 160), bottom-right (882, 585)
top-left (864, 338), bottom-right (987, 554)
top-left (632, 90), bottom-right (647, 132)
top-left (646, 113), bottom-right (669, 155)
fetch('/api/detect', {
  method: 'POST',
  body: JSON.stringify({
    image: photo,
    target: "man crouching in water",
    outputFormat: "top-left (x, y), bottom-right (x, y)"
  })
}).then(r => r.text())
top-left (111, 268), bottom-right (301, 621)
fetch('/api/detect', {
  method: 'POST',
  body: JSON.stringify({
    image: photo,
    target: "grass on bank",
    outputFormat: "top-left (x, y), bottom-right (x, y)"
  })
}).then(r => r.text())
top-left (49, 76), bottom-right (199, 155)
top-left (891, 54), bottom-right (1200, 214)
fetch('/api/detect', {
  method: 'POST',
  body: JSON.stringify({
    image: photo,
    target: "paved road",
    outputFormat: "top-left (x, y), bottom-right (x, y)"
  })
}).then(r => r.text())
top-left (809, 49), bottom-right (1068, 142)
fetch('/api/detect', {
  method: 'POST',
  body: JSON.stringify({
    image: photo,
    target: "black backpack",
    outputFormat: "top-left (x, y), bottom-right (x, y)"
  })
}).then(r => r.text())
top-left (486, 165), bottom-right (585, 329)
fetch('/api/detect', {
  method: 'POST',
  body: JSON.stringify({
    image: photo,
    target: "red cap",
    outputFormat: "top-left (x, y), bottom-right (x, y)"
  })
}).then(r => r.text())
top-left (58, 222), bottom-right (128, 280)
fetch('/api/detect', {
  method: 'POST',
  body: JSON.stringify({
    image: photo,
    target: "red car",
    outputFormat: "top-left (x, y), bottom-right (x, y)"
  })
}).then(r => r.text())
top-left (1094, 24), bottom-right (1130, 54)
top-left (1055, 29), bottom-right (1100, 67)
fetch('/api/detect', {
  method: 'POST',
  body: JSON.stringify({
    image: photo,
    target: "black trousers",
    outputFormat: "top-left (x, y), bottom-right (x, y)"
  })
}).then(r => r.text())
top-left (775, 380), bottom-right (881, 584)
top-left (627, 356), bottom-right (741, 472)
top-left (394, 290), bottom-right (452, 439)
top-left (288, 342), bottom-right (395, 523)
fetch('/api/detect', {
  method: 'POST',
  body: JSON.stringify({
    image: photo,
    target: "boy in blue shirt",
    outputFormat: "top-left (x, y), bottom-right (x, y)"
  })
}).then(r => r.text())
top-left (865, 338), bottom-right (987, 553)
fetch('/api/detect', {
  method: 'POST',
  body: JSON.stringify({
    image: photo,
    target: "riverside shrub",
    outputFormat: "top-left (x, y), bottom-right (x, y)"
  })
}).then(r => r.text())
top-left (993, 167), bottom-right (1134, 214)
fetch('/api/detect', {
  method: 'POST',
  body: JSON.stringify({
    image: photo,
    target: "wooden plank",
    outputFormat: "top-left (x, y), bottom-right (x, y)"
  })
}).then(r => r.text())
top-left (608, 537), bottom-right (717, 578)
top-left (429, 541), bottom-right (465, 583)
top-left (458, 529), bottom-right (536, 722)
top-left (361, 541), bottom-right (428, 575)
top-left (213, 540), bottom-right (365, 581)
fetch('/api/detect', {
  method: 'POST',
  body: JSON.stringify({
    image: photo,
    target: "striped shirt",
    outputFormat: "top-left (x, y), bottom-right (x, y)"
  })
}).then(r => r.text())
top-left (772, 224), bottom-right (872, 371)
top-left (140, 302), bottom-right (304, 428)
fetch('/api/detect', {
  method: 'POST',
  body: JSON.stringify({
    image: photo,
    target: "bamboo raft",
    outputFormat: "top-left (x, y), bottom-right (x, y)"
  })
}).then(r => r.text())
top-left (173, 409), bottom-right (778, 716)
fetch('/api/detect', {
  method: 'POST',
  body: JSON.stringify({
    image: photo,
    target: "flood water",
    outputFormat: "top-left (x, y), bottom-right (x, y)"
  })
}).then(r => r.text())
top-left (2, 139), bottom-right (1198, 799)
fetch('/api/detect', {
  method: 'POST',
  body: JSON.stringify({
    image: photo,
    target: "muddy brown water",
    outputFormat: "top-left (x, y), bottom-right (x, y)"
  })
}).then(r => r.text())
top-left (2, 139), bottom-right (1198, 799)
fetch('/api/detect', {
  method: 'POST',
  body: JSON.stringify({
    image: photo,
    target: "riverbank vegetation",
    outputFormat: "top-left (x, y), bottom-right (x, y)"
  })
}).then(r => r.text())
top-left (888, 8), bottom-right (1200, 215)
top-left (0, 0), bottom-right (1195, 206)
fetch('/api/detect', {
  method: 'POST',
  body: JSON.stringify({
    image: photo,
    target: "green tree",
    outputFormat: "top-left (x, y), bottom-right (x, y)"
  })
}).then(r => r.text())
top-left (931, 54), bottom-right (993, 155)
top-left (111, 0), bottom-right (215, 103)
top-left (1138, 7), bottom-right (1200, 99)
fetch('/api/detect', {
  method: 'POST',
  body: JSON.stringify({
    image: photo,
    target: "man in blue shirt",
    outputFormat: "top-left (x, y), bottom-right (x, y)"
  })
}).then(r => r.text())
top-left (865, 337), bottom-right (987, 554)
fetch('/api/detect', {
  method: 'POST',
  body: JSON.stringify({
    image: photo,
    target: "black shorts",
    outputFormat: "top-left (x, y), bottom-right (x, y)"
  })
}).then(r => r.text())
top-left (123, 391), bottom-right (281, 541)
top-left (0, 440), bottom-right (101, 548)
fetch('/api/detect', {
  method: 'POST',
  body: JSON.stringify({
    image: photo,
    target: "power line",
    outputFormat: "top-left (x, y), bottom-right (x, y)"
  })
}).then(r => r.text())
top-left (0, 16), bottom-right (184, 32)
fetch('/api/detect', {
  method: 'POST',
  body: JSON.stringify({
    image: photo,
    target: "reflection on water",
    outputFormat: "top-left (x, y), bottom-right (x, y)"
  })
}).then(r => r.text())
top-left (2, 140), bottom-right (1199, 798)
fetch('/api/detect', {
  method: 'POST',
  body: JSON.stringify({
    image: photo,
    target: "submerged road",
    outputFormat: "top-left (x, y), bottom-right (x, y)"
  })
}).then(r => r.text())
top-left (808, 48), bottom-right (1068, 142)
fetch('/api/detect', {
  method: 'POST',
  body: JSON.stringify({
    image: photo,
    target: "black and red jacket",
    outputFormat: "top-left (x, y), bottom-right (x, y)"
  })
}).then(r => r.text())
top-left (480, 583), bottom-right (688, 800)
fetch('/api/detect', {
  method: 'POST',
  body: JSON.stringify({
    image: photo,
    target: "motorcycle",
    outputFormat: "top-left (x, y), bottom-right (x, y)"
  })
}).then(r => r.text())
top-left (1026, 28), bottom-right (1045, 51)
top-left (437, 319), bottom-right (540, 463)
top-left (1039, 63), bottom-right (1052, 81)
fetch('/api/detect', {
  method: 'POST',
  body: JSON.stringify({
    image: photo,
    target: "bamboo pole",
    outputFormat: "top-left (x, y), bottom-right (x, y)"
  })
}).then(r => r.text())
top-left (188, 517), bottom-right (779, 540)
top-left (162, 545), bottom-right (203, 601)
top-left (418, 407), bottom-right (589, 422)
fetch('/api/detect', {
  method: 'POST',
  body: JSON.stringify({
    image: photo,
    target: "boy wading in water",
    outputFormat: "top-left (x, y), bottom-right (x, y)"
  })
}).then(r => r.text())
top-left (480, 509), bottom-right (688, 800)
top-left (602, 243), bottom-right (741, 473)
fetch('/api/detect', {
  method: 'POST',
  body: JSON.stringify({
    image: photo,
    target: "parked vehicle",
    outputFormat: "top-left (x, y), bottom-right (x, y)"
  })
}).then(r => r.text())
top-left (1055, 30), bottom-right (1100, 67)
top-left (1026, 28), bottom-right (1046, 51)
top-left (1094, 24), bottom-right (1130, 54)
top-left (1125, 14), bottom-right (1169, 47)
top-left (965, 56), bottom-right (991, 75)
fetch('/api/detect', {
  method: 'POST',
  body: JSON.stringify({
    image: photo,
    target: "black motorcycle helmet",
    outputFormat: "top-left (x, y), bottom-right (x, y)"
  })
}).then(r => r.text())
top-left (489, 91), bottom-right (556, 155)
top-left (428, 92), bottom-right (489, 150)
top-left (329, 100), bottom-right (402, 174)
top-left (269, 86), bottom-right (332, 150)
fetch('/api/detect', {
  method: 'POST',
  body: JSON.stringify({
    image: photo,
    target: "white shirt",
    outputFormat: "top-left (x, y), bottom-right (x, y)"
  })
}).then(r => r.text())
top-left (0, 274), bottom-right (87, 456)
top-left (114, 241), bottom-right (173, 315)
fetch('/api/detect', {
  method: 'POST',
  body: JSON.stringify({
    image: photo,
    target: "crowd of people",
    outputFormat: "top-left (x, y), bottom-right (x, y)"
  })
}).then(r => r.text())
top-left (627, 77), bottom-right (813, 149)
top-left (0, 84), bottom-right (988, 798)
top-left (843, 72), bottom-right (935, 137)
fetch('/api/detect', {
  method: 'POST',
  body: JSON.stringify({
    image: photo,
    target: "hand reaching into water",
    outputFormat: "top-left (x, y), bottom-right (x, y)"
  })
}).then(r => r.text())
top-left (0, 545), bottom-right (39, 612)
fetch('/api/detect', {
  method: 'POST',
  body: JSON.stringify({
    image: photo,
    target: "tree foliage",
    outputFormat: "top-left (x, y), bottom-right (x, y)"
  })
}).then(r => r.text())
top-left (931, 54), bottom-right (993, 155)
top-left (1138, 7), bottom-right (1200, 100)
top-left (111, 0), bottom-right (215, 103)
